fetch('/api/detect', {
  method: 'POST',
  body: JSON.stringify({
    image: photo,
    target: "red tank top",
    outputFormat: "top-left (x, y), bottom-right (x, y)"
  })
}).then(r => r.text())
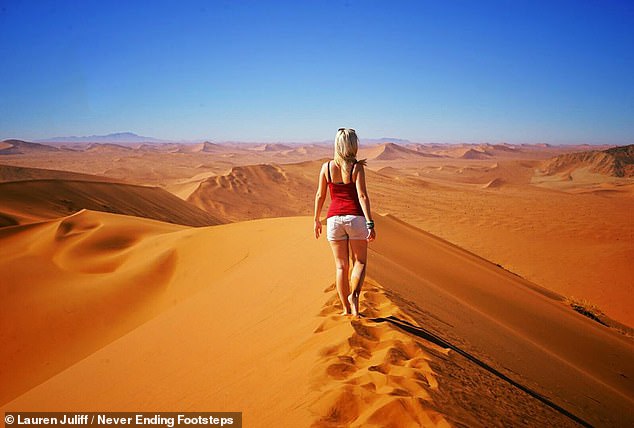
top-left (326, 160), bottom-right (364, 218)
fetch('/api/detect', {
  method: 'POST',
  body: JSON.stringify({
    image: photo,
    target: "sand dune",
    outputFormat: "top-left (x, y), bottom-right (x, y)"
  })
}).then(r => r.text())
top-left (460, 148), bottom-right (491, 159)
top-left (197, 141), bottom-right (229, 152)
top-left (373, 180), bottom-right (634, 326)
top-left (85, 142), bottom-right (134, 152)
top-left (362, 144), bottom-right (555, 171)
top-left (181, 156), bottom-right (633, 327)
top-left (533, 145), bottom-right (634, 191)
top-left (0, 179), bottom-right (223, 227)
top-left (2, 141), bottom-right (633, 425)
top-left (0, 139), bottom-right (59, 155)
top-left (187, 162), bottom-right (318, 222)
top-left (364, 142), bottom-right (441, 161)
top-left (0, 210), bottom-right (187, 404)
top-left (423, 143), bottom-right (598, 160)
top-left (482, 177), bottom-right (505, 188)
top-left (376, 166), bottom-right (408, 177)
top-left (541, 144), bottom-right (634, 178)
top-left (0, 163), bottom-right (120, 183)
top-left (176, 141), bottom-right (232, 153)
top-left (368, 215), bottom-right (634, 427)
top-left (0, 212), bottom-right (336, 423)
top-left (249, 143), bottom-right (293, 152)
top-left (1, 212), bottom-right (632, 426)
top-left (162, 170), bottom-right (221, 200)
top-left (0, 141), bottom-right (330, 188)
top-left (408, 160), bottom-right (536, 187)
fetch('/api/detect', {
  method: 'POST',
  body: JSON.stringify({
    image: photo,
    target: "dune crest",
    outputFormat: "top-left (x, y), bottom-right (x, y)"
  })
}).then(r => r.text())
top-left (187, 162), bottom-right (316, 221)
top-left (0, 178), bottom-right (223, 227)
top-left (460, 148), bottom-right (491, 159)
top-left (311, 281), bottom-right (451, 427)
top-left (176, 141), bottom-right (228, 153)
top-left (249, 143), bottom-right (293, 152)
top-left (0, 210), bottom-right (188, 405)
top-left (0, 139), bottom-right (59, 155)
top-left (482, 178), bottom-right (505, 188)
top-left (0, 164), bottom-right (119, 183)
top-left (367, 214), bottom-right (634, 427)
top-left (364, 142), bottom-right (440, 161)
top-left (540, 144), bottom-right (634, 178)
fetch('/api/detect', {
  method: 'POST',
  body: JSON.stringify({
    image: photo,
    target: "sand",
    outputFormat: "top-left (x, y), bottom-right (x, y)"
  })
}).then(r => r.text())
top-left (0, 179), bottom-right (224, 227)
top-left (1, 140), bottom-right (633, 426)
top-left (3, 211), bottom-right (632, 426)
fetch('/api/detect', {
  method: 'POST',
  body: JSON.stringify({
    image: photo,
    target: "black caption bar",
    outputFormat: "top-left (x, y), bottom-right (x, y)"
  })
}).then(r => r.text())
top-left (4, 413), bottom-right (242, 428)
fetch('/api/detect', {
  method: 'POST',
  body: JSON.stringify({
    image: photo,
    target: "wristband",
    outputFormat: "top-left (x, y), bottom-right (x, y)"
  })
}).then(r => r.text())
top-left (366, 220), bottom-right (374, 229)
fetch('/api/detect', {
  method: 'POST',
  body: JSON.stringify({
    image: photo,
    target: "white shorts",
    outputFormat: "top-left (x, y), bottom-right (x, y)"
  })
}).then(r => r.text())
top-left (327, 215), bottom-right (368, 241)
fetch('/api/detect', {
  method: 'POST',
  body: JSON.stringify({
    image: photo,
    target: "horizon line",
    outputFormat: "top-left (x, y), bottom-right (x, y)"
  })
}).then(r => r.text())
top-left (2, 136), bottom-right (629, 147)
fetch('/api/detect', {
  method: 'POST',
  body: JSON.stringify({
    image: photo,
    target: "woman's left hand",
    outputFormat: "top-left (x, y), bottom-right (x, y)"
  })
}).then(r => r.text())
top-left (367, 228), bottom-right (376, 242)
top-left (314, 220), bottom-right (322, 239)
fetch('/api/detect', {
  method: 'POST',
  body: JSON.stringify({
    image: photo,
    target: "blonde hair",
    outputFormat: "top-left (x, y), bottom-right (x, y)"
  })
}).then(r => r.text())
top-left (334, 128), bottom-right (359, 171)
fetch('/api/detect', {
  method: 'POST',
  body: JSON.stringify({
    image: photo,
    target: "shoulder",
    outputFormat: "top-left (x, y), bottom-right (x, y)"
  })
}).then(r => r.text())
top-left (352, 159), bottom-right (366, 181)
top-left (319, 161), bottom-right (331, 178)
top-left (353, 159), bottom-right (367, 172)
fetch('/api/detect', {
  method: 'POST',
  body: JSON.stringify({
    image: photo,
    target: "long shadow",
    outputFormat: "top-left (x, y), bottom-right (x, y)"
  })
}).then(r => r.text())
top-left (369, 315), bottom-right (593, 428)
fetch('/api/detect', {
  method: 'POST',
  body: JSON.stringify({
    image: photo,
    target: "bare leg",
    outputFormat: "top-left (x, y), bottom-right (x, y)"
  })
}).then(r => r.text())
top-left (348, 239), bottom-right (368, 316)
top-left (329, 239), bottom-right (351, 315)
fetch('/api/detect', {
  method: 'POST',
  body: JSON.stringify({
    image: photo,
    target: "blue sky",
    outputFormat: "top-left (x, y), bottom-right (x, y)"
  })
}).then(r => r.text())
top-left (1, 0), bottom-right (633, 143)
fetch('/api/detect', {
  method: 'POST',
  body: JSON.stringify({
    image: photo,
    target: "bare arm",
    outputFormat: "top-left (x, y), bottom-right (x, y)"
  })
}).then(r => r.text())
top-left (354, 163), bottom-right (373, 222)
top-left (313, 163), bottom-right (328, 238)
top-left (355, 162), bottom-right (376, 242)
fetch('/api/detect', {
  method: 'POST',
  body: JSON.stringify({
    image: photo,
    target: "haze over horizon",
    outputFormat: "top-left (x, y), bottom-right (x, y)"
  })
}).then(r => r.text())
top-left (1, 0), bottom-right (633, 144)
top-left (5, 131), bottom-right (628, 146)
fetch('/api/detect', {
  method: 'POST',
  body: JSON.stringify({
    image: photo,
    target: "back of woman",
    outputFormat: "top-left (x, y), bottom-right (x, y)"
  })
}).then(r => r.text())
top-left (313, 128), bottom-right (376, 316)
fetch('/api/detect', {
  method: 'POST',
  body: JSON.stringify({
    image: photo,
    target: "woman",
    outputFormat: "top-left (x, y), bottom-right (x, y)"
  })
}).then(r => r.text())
top-left (314, 128), bottom-right (376, 316)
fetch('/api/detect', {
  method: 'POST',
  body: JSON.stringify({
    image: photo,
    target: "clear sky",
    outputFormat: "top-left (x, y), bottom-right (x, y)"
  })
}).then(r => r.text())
top-left (1, 0), bottom-right (633, 144)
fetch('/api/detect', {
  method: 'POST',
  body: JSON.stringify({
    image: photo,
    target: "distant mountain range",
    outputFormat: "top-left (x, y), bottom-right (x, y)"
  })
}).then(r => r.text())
top-left (36, 132), bottom-right (166, 143)
top-left (34, 133), bottom-right (414, 145)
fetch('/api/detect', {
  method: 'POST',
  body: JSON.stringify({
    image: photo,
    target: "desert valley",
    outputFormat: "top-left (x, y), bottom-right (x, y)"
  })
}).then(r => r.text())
top-left (1, 138), bottom-right (633, 427)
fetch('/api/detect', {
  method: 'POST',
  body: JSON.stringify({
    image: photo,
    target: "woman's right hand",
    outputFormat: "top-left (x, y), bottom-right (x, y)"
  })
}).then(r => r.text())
top-left (314, 220), bottom-right (322, 239)
top-left (367, 228), bottom-right (376, 242)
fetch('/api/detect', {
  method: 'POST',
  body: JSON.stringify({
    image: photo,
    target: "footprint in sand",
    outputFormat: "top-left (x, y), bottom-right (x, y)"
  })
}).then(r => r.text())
top-left (310, 278), bottom-right (451, 428)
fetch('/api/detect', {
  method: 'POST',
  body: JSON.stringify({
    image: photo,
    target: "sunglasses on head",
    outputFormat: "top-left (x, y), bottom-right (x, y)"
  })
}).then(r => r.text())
top-left (338, 128), bottom-right (356, 132)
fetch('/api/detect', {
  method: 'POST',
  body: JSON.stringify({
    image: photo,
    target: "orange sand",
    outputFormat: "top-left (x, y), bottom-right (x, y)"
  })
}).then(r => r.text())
top-left (1, 140), bottom-right (633, 426)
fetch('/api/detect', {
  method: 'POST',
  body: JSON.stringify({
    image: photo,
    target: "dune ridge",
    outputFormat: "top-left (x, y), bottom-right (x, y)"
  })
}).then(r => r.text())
top-left (309, 279), bottom-right (589, 427)
top-left (181, 155), bottom-right (633, 326)
top-left (0, 179), bottom-right (223, 227)
top-left (0, 164), bottom-right (120, 183)
top-left (187, 162), bottom-right (316, 221)
top-left (2, 211), bottom-right (632, 426)
top-left (310, 281), bottom-right (451, 427)
top-left (364, 143), bottom-right (441, 161)
top-left (0, 210), bottom-right (191, 404)
top-left (0, 139), bottom-right (59, 155)
top-left (367, 214), bottom-right (634, 427)
top-left (1, 213), bottom-right (336, 424)
top-left (540, 144), bottom-right (634, 178)
top-left (176, 141), bottom-right (229, 153)
top-left (460, 148), bottom-right (491, 159)
top-left (5, 148), bottom-right (622, 328)
top-left (2, 140), bottom-right (633, 426)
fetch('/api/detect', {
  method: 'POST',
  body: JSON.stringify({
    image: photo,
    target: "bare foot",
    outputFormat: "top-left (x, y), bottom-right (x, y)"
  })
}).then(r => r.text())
top-left (348, 293), bottom-right (359, 317)
top-left (340, 301), bottom-right (352, 316)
